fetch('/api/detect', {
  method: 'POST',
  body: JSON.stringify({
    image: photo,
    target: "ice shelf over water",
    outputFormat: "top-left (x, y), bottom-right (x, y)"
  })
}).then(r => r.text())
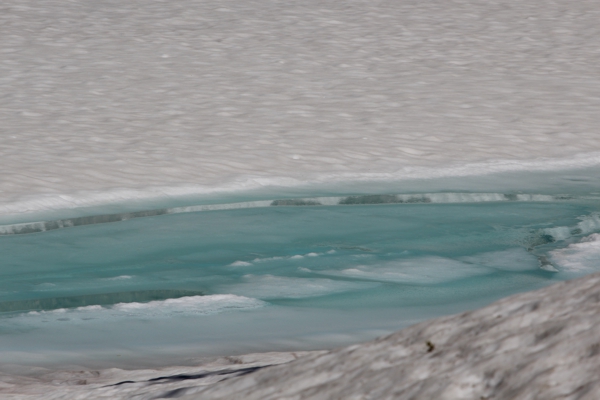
top-left (0, 192), bottom-right (586, 236)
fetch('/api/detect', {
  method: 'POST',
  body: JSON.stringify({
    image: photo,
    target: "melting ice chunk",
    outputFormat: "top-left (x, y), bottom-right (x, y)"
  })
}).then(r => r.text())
top-left (230, 261), bottom-right (253, 267)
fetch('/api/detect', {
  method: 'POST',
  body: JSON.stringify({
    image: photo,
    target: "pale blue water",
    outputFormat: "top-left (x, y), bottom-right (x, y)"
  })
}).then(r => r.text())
top-left (1, 170), bottom-right (600, 368)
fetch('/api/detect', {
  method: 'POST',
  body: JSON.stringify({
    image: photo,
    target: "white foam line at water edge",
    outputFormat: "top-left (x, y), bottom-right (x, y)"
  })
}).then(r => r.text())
top-left (0, 192), bottom-right (584, 236)
top-left (550, 234), bottom-right (600, 272)
top-left (544, 213), bottom-right (600, 241)
top-left (2, 152), bottom-right (600, 217)
top-left (18, 295), bottom-right (267, 320)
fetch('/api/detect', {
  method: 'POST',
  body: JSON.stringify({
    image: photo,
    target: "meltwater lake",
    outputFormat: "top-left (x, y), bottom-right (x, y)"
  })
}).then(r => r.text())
top-left (1, 170), bottom-right (600, 369)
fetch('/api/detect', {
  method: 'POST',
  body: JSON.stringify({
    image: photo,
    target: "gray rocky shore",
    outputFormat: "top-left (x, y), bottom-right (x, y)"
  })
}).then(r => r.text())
top-left (3, 272), bottom-right (600, 399)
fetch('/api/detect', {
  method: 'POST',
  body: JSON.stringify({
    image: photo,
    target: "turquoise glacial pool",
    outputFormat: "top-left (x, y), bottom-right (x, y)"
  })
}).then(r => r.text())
top-left (1, 173), bottom-right (600, 368)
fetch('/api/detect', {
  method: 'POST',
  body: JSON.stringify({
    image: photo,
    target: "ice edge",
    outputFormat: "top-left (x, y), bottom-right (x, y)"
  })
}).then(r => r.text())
top-left (0, 193), bottom-right (575, 236)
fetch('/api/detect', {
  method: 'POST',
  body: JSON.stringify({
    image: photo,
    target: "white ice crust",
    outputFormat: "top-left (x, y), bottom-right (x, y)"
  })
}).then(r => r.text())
top-left (1, 0), bottom-right (600, 216)
top-left (551, 234), bottom-right (600, 273)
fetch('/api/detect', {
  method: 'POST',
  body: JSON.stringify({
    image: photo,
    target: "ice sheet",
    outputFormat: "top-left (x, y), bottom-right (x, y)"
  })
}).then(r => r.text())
top-left (1, 0), bottom-right (600, 215)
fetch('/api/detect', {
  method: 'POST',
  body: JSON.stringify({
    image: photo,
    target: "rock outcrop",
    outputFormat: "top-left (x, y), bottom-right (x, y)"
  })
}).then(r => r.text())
top-left (0, 352), bottom-right (324, 399)
top-left (193, 272), bottom-right (600, 399)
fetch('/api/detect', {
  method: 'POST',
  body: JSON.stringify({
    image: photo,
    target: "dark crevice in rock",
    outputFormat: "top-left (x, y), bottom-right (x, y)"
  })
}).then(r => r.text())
top-left (106, 365), bottom-right (266, 388)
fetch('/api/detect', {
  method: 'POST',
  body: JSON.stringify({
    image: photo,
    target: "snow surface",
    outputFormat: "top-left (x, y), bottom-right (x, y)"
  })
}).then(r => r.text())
top-left (1, 0), bottom-right (600, 215)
